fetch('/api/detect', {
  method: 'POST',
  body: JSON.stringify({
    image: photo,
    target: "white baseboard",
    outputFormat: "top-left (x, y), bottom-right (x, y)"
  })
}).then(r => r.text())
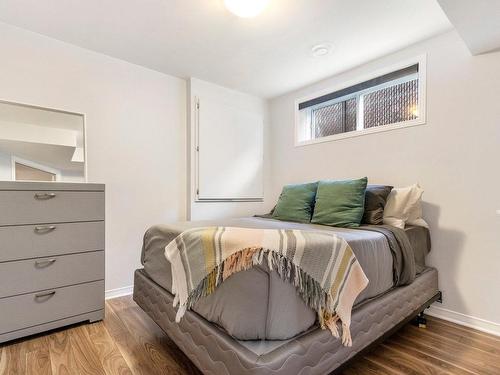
top-left (105, 285), bottom-right (133, 300)
top-left (427, 305), bottom-right (500, 337)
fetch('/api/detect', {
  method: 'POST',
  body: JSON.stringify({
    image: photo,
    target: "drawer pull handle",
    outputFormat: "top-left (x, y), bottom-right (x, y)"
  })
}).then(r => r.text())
top-left (34, 193), bottom-right (57, 200)
top-left (34, 225), bottom-right (57, 233)
top-left (35, 259), bottom-right (57, 267)
top-left (34, 291), bottom-right (56, 299)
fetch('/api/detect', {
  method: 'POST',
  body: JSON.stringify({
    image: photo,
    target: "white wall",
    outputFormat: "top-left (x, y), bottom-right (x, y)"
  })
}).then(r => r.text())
top-left (0, 22), bottom-right (187, 294)
top-left (60, 169), bottom-right (86, 183)
top-left (269, 31), bottom-right (500, 334)
top-left (187, 78), bottom-right (271, 220)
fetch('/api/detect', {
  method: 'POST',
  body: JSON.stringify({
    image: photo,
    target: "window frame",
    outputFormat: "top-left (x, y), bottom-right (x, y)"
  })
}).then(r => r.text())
top-left (294, 55), bottom-right (427, 147)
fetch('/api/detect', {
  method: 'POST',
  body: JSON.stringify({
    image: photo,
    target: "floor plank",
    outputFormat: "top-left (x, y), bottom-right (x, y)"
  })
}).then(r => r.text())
top-left (68, 325), bottom-right (106, 375)
top-left (102, 302), bottom-right (164, 375)
top-left (108, 300), bottom-right (187, 374)
top-left (390, 330), bottom-right (500, 375)
top-left (25, 349), bottom-right (52, 375)
top-left (125, 305), bottom-right (200, 375)
top-left (427, 317), bottom-right (500, 345)
top-left (343, 358), bottom-right (403, 374)
top-left (0, 343), bottom-right (25, 375)
top-left (85, 322), bottom-right (133, 375)
top-left (1, 295), bottom-right (499, 375)
top-left (381, 340), bottom-right (476, 375)
top-left (24, 336), bottom-right (52, 375)
top-left (425, 318), bottom-right (500, 355)
top-left (47, 330), bottom-right (80, 375)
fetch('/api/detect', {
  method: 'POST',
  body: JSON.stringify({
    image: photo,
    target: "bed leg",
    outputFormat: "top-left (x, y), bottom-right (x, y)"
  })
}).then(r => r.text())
top-left (413, 312), bottom-right (427, 328)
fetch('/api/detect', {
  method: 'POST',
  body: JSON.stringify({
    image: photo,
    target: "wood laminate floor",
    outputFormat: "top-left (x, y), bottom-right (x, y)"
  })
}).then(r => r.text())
top-left (1, 295), bottom-right (499, 375)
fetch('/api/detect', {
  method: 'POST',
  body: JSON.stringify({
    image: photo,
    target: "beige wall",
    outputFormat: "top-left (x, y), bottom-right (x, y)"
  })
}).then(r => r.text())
top-left (269, 31), bottom-right (500, 333)
top-left (0, 22), bottom-right (187, 294)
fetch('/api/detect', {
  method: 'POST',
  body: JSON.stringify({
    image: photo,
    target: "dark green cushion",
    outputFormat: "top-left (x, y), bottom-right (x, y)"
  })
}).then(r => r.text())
top-left (272, 182), bottom-right (318, 223)
top-left (311, 177), bottom-right (368, 227)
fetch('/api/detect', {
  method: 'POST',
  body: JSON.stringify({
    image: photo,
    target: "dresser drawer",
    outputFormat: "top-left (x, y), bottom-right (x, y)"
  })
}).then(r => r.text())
top-left (0, 221), bottom-right (104, 262)
top-left (0, 280), bottom-right (104, 335)
top-left (0, 251), bottom-right (104, 298)
top-left (0, 191), bottom-right (104, 226)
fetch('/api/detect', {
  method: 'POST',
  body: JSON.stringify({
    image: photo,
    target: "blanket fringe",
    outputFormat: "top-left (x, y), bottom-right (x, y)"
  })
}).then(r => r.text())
top-left (183, 248), bottom-right (352, 346)
top-left (223, 247), bottom-right (259, 280)
top-left (321, 310), bottom-right (340, 338)
top-left (342, 321), bottom-right (352, 347)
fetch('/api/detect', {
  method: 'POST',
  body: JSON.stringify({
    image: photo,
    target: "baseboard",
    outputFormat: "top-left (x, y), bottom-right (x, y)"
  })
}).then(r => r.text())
top-left (105, 285), bottom-right (133, 300)
top-left (427, 305), bottom-right (500, 337)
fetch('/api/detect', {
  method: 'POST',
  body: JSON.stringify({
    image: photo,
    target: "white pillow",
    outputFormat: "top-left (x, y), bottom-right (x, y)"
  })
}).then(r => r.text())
top-left (383, 184), bottom-right (429, 229)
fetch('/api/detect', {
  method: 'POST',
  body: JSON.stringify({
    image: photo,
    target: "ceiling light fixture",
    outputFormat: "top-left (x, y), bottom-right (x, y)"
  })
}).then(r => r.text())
top-left (311, 43), bottom-right (333, 57)
top-left (224, 0), bottom-right (270, 18)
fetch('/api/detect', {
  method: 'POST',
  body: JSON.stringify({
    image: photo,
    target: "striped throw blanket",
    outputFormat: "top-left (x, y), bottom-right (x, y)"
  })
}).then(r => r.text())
top-left (165, 227), bottom-right (368, 346)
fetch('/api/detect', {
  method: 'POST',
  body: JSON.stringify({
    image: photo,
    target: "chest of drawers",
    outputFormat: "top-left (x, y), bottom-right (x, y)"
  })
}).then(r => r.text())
top-left (0, 181), bottom-right (105, 343)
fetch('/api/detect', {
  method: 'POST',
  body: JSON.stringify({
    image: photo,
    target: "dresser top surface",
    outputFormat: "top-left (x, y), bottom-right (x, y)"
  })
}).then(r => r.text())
top-left (0, 181), bottom-right (105, 191)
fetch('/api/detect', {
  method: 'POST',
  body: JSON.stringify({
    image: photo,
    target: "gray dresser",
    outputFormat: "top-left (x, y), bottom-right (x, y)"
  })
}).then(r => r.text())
top-left (0, 181), bottom-right (105, 343)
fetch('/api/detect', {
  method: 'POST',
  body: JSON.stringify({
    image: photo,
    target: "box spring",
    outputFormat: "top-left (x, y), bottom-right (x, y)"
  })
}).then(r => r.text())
top-left (133, 267), bottom-right (439, 375)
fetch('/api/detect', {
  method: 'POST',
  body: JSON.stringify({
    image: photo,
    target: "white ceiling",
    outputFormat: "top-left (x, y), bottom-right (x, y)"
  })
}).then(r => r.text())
top-left (0, 140), bottom-right (84, 172)
top-left (0, 0), bottom-right (452, 98)
top-left (437, 0), bottom-right (500, 55)
top-left (0, 101), bottom-right (83, 131)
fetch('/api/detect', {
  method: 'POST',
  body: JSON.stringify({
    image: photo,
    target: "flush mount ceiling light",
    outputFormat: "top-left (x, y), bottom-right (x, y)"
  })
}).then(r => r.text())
top-left (311, 43), bottom-right (333, 57)
top-left (224, 0), bottom-right (270, 18)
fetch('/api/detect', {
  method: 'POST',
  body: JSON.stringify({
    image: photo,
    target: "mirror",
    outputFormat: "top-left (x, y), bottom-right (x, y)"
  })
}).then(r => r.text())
top-left (0, 101), bottom-right (85, 182)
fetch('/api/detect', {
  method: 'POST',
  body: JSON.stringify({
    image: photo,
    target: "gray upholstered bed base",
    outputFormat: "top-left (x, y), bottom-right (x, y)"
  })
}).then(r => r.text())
top-left (133, 267), bottom-right (439, 375)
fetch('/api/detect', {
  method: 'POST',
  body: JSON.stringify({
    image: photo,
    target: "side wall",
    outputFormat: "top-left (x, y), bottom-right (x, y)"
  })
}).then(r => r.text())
top-left (0, 22), bottom-right (187, 294)
top-left (269, 31), bottom-right (500, 333)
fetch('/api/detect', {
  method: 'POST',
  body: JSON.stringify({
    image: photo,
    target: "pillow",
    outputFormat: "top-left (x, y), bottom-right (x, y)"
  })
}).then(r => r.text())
top-left (311, 177), bottom-right (368, 228)
top-left (272, 182), bottom-right (318, 223)
top-left (383, 184), bottom-right (429, 229)
top-left (362, 185), bottom-right (393, 225)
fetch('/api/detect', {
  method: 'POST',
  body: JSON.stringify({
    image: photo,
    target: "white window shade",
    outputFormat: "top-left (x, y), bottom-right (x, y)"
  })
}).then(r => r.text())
top-left (195, 97), bottom-right (263, 201)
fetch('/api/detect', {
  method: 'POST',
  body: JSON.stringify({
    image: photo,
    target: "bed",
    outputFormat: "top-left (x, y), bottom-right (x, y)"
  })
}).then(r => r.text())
top-left (133, 216), bottom-right (440, 374)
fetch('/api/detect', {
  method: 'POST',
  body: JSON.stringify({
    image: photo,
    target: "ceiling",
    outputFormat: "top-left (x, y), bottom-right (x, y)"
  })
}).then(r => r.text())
top-left (0, 101), bottom-right (83, 131)
top-left (0, 140), bottom-right (84, 172)
top-left (0, 0), bottom-right (452, 98)
top-left (437, 0), bottom-right (500, 55)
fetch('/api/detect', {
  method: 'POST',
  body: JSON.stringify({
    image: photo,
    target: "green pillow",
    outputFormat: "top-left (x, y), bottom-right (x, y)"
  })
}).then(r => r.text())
top-left (311, 177), bottom-right (368, 227)
top-left (272, 182), bottom-right (318, 223)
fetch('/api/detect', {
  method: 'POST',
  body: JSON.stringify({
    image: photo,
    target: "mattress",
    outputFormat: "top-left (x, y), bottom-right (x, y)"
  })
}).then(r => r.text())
top-left (133, 266), bottom-right (439, 375)
top-left (140, 217), bottom-right (430, 340)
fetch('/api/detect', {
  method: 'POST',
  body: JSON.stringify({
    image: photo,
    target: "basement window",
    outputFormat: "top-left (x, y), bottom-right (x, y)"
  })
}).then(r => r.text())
top-left (15, 162), bottom-right (57, 182)
top-left (295, 56), bottom-right (426, 145)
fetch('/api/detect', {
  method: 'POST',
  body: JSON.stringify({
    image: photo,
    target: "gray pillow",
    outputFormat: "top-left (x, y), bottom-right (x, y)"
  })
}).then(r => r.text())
top-left (362, 185), bottom-right (393, 225)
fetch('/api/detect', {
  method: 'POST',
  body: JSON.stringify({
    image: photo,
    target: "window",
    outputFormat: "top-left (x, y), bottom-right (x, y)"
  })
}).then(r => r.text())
top-left (15, 162), bottom-right (57, 182)
top-left (11, 156), bottom-right (60, 182)
top-left (295, 57), bottom-right (425, 145)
